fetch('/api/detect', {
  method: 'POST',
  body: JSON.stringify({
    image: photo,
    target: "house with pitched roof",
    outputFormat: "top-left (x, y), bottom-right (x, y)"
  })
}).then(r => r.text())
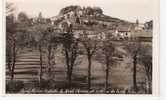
top-left (113, 26), bottom-right (132, 39)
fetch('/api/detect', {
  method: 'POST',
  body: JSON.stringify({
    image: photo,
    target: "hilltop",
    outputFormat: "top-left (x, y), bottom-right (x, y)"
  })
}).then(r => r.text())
top-left (50, 5), bottom-right (135, 31)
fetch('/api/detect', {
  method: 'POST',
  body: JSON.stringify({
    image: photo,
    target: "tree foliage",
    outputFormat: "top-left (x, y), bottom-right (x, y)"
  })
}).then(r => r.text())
top-left (6, 2), bottom-right (17, 80)
top-left (138, 45), bottom-right (152, 93)
top-left (59, 5), bottom-right (103, 16)
top-left (17, 12), bottom-right (30, 27)
top-left (80, 31), bottom-right (99, 92)
top-left (61, 32), bottom-right (79, 88)
top-left (125, 42), bottom-right (141, 92)
top-left (85, 6), bottom-right (103, 15)
top-left (6, 2), bottom-right (15, 16)
top-left (60, 5), bottom-right (81, 15)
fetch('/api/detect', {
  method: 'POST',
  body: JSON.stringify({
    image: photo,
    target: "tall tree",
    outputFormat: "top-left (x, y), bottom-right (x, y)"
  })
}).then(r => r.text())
top-left (45, 27), bottom-right (59, 72)
top-left (80, 31), bottom-right (98, 92)
top-left (28, 24), bottom-right (50, 87)
top-left (95, 40), bottom-right (117, 92)
top-left (6, 33), bottom-right (18, 80)
top-left (6, 2), bottom-right (17, 80)
top-left (6, 2), bottom-right (15, 16)
top-left (139, 45), bottom-right (152, 93)
top-left (61, 32), bottom-right (79, 88)
top-left (102, 40), bottom-right (115, 92)
top-left (17, 12), bottom-right (30, 27)
top-left (125, 42), bottom-right (141, 92)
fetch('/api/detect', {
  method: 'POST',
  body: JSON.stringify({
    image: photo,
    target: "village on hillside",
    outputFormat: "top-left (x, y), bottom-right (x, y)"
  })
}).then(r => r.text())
top-left (28, 6), bottom-right (152, 41)
top-left (6, 4), bottom-right (152, 94)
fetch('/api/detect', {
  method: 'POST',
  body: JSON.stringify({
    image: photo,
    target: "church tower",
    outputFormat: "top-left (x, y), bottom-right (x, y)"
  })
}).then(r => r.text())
top-left (37, 12), bottom-right (43, 23)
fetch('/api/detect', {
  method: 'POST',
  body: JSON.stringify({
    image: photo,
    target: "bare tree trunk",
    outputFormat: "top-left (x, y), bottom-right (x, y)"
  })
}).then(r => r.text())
top-left (7, 54), bottom-right (12, 78)
top-left (39, 45), bottom-right (43, 87)
top-left (148, 80), bottom-right (152, 93)
top-left (66, 59), bottom-right (74, 89)
top-left (88, 55), bottom-right (92, 92)
top-left (133, 55), bottom-right (137, 92)
top-left (67, 70), bottom-right (72, 89)
top-left (147, 65), bottom-right (152, 94)
top-left (147, 76), bottom-right (152, 94)
top-left (11, 40), bottom-right (16, 80)
top-left (105, 60), bottom-right (109, 92)
top-left (47, 43), bottom-right (52, 72)
top-left (65, 49), bottom-right (73, 89)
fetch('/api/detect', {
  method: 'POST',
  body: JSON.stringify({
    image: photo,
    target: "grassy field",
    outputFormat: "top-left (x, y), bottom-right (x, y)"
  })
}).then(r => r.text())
top-left (6, 41), bottom-right (151, 93)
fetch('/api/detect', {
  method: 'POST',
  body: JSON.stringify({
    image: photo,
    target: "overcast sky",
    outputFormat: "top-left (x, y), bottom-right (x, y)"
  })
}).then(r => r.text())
top-left (7, 0), bottom-right (155, 23)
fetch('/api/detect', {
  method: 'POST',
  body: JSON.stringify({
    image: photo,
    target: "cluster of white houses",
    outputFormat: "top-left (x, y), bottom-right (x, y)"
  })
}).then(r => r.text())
top-left (29, 11), bottom-right (152, 41)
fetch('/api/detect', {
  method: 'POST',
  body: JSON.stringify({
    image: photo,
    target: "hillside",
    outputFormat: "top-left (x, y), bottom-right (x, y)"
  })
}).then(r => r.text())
top-left (51, 5), bottom-right (134, 31)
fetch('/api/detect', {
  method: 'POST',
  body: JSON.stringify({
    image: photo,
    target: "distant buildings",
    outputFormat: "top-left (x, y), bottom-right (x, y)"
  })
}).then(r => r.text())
top-left (130, 30), bottom-right (152, 42)
top-left (114, 26), bottom-right (132, 39)
top-left (130, 19), bottom-right (153, 41)
top-left (27, 10), bottom-right (152, 42)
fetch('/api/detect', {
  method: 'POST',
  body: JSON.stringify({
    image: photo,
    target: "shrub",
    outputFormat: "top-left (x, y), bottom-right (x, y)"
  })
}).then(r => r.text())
top-left (39, 79), bottom-right (57, 90)
top-left (6, 80), bottom-right (24, 93)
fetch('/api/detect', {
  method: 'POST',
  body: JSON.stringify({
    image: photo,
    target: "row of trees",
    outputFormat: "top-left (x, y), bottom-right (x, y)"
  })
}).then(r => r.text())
top-left (6, 3), bottom-right (152, 93)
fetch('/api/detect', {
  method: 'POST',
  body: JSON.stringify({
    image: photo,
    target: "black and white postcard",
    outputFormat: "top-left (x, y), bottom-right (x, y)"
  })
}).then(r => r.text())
top-left (4, 0), bottom-right (159, 95)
